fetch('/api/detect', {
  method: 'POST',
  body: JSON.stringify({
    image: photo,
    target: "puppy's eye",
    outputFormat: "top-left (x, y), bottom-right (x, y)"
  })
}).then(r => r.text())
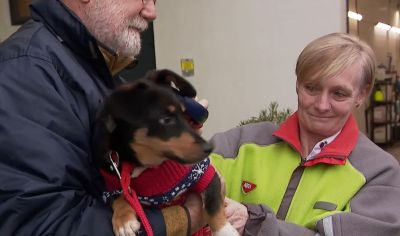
top-left (159, 115), bottom-right (176, 125)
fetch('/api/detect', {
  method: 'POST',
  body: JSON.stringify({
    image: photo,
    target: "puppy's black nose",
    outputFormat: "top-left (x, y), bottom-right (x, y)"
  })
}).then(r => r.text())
top-left (203, 143), bottom-right (213, 155)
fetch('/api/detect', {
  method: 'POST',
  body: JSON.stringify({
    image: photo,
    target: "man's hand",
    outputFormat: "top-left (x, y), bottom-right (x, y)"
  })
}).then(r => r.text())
top-left (191, 98), bottom-right (209, 134)
top-left (196, 98), bottom-right (209, 110)
top-left (184, 193), bottom-right (206, 234)
top-left (224, 197), bottom-right (248, 235)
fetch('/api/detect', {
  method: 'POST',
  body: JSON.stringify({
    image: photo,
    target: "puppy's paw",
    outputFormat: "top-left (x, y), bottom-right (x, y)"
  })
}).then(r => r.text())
top-left (115, 218), bottom-right (141, 236)
top-left (112, 196), bottom-right (141, 236)
top-left (213, 222), bottom-right (240, 236)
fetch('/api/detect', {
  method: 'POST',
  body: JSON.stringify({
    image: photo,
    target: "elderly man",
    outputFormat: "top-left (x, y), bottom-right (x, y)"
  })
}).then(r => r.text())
top-left (0, 0), bottom-right (200, 235)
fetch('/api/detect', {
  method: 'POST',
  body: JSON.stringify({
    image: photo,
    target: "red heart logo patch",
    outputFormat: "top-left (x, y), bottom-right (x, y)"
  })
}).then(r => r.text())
top-left (242, 180), bottom-right (256, 194)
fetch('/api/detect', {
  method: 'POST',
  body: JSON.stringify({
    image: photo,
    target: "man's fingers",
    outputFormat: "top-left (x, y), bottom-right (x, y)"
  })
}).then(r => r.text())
top-left (216, 171), bottom-right (226, 197)
top-left (195, 97), bottom-right (209, 109)
top-left (184, 193), bottom-right (207, 233)
top-left (223, 197), bottom-right (249, 234)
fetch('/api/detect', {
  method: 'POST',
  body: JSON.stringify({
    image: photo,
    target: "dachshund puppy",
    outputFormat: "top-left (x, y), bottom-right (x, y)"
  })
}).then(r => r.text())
top-left (94, 70), bottom-right (239, 236)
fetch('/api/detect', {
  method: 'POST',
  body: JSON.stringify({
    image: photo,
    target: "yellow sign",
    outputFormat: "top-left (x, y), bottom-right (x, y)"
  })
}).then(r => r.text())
top-left (181, 58), bottom-right (194, 77)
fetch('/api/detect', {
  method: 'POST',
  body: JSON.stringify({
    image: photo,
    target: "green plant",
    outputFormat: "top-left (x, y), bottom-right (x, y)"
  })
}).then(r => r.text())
top-left (239, 101), bottom-right (293, 126)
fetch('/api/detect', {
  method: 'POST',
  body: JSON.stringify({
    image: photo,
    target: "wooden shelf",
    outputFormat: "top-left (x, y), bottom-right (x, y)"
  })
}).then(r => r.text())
top-left (372, 101), bottom-right (393, 106)
top-left (372, 121), bottom-right (393, 126)
top-left (366, 76), bottom-right (399, 146)
top-left (375, 78), bottom-right (393, 85)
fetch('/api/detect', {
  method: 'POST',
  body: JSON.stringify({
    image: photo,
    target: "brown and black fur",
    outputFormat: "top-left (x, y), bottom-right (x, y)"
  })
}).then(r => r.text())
top-left (93, 70), bottom-right (235, 235)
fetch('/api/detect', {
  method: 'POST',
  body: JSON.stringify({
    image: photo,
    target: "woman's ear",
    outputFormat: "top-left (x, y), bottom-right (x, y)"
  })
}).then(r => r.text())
top-left (355, 84), bottom-right (370, 107)
top-left (296, 80), bottom-right (299, 94)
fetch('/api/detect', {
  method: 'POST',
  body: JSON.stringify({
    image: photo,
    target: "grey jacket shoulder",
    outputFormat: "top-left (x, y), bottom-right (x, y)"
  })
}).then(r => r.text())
top-left (349, 133), bottom-right (400, 184)
top-left (210, 122), bottom-right (280, 158)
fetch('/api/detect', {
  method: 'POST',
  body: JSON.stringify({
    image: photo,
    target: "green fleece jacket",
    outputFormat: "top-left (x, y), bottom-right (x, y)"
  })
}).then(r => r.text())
top-left (210, 112), bottom-right (400, 236)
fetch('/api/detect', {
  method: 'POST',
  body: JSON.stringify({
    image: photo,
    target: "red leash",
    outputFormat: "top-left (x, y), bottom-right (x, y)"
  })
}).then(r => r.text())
top-left (120, 162), bottom-right (154, 236)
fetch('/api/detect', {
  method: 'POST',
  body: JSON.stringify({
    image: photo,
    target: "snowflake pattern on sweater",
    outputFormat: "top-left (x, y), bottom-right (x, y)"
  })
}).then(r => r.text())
top-left (138, 158), bottom-right (210, 206)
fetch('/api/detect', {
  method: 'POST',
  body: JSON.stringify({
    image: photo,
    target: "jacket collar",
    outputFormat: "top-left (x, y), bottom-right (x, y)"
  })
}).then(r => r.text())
top-left (30, 0), bottom-right (119, 87)
top-left (99, 47), bottom-right (137, 76)
top-left (273, 112), bottom-right (359, 166)
top-left (30, 0), bottom-right (102, 61)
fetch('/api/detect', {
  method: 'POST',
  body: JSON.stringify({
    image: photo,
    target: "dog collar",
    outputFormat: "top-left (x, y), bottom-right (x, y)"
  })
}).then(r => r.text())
top-left (137, 158), bottom-right (211, 206)
top-left (107, 151), bottom-right (121, 179)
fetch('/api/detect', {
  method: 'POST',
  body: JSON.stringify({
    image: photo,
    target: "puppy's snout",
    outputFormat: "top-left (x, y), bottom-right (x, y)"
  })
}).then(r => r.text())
top-left (203, 142), bottom-right (213, 155)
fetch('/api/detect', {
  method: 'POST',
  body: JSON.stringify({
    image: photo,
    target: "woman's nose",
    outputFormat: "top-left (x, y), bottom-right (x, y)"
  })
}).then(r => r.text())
top-left (315, 93), bottom-right (331, 111)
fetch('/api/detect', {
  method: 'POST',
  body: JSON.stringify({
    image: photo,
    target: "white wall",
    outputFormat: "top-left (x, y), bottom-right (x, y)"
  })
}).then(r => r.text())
top-left (154, 0), bottom-right (347, 138)
top-left (0, 0), bottom-right (347, 138)
top-left (0, 0), bottom-right (20, 42)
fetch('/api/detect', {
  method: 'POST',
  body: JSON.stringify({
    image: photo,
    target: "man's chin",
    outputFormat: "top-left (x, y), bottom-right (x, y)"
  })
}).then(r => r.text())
top-left (105, 32), bottom-right (141, 58)
top-left (116, 46), bottom-right (141, 58)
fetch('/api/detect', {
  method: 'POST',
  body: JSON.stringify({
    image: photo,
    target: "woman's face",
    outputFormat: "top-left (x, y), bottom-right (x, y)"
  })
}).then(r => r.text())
top-left (296, 63), bottom-right (367, 140)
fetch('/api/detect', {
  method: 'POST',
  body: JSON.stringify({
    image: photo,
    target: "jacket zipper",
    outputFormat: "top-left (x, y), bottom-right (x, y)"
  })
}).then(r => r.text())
top-left (276, 157), bottom-right (306, 220)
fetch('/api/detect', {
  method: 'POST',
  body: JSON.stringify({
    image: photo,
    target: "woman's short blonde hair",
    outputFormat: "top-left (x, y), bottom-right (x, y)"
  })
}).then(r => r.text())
top-left (295, 33), bottom-right (376, 94)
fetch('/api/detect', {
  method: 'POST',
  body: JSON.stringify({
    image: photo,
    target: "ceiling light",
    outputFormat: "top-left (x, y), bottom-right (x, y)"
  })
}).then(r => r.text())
top-left (391, 26), bottom-right (400, 33)
top-left (376, 22), bottom-right (392, 31)
top-left (347, 11), bottom-right (363, 21)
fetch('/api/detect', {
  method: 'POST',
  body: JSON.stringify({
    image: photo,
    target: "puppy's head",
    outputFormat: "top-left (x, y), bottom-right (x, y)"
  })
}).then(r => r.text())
top-left (95, 79), bottom-right (212, 168)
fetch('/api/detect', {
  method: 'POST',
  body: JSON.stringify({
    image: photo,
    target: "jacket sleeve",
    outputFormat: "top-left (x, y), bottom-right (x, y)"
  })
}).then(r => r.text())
top-left (210, 126), bottom-right (400, 236)
top-left (312, 146), bottom-right (400, 236)
top-left (243, 154), bottom-right (400, 236)
top-left (243, 204), bottom-right (319, 236)
top-left (0, 56), bottom-right (167, 235)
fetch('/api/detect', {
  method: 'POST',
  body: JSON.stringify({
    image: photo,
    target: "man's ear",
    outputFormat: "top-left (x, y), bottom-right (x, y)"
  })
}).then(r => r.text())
top-left (63, 0), bottom-right (90, 15)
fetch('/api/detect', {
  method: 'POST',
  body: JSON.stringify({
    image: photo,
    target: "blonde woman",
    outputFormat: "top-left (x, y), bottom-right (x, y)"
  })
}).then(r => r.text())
top-left (207, 33), bottom-right (400, 235)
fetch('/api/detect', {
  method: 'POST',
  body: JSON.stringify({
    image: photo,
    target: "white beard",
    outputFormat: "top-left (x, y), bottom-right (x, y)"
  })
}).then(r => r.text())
top-left (83, 1), bottom-right (148, 58)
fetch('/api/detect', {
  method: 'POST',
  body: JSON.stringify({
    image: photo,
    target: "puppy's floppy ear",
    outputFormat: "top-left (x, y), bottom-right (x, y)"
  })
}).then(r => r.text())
top-left (105, 115), bottom-right (116, 133)
top-left (117, 79), bottom-right (149, 93)
top-left (146, 69), bottom-right (197, 98)
top-left (92, 113), bottom-right (115, 168)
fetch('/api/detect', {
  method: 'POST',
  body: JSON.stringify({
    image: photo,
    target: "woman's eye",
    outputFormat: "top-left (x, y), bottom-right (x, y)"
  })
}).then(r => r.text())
top-left (159, 116), bottom-right (176, 125)
top-left (304, 84), bottom-right (319, 94)
top-left (305, 85), bottom-right (315, 91)
top-left (334, 91), bottom-right (345, 97)
top-left (333, 90), bottom-right (348, 99)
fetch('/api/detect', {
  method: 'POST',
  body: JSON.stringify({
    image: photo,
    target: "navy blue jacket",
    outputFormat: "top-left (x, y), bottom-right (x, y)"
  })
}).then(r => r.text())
top-left (0, 0), bottom-right (164, 235)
